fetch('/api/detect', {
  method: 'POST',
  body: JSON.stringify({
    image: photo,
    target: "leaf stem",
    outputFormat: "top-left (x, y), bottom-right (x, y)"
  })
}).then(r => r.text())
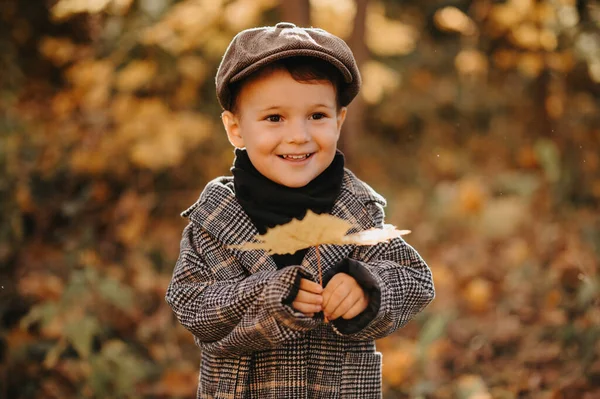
top-left (316, 245), bottom-right (328, 323)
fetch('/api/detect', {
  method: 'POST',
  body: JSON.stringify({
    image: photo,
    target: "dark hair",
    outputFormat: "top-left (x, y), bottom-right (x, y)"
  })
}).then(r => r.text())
top-left (229, 56), bottom-right (343, 114)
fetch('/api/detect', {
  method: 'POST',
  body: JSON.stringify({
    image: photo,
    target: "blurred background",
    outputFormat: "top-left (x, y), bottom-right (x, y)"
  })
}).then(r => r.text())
top-left (1, 0), bottom-right (599, 398)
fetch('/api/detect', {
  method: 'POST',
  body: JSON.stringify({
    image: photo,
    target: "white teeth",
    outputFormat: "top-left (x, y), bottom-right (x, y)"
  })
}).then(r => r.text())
top-left (282, 154), bottom-right (310, 160)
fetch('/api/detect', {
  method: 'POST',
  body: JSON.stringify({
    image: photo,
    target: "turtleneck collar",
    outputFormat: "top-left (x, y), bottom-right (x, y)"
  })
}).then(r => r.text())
top-left (231, 148), bottom-right (345, 267)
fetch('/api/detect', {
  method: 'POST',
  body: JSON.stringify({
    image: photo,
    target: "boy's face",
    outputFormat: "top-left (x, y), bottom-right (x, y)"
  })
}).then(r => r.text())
top-left (222, 68), bottom-right (347, 188)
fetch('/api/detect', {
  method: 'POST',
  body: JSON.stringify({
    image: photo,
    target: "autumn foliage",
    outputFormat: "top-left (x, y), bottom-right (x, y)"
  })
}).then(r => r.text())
top-left (1, 0), bottom-right (599, 398)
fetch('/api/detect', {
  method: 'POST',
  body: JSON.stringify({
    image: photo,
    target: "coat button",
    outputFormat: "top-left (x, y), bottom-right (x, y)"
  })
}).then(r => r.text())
top-left (275, 22), bottom-right (296, 29)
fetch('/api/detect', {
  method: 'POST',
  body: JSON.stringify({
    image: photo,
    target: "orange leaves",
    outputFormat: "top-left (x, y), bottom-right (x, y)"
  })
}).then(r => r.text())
top-left (361, 61), bottom-right (401, 105)
top-left (113, 190), bottom-right (154, 247)
top-left (457, 179), bottom-right (487, 215)
top-left (463, 278), bottom-right (494, 313)
top-left (455, 50), bottom-right (489, 80)
top-left (366, 3), bottom-right (418, 56)
top-left (428, 263), bottom-right (458, 312)
top-left (35, 33), bottom-right (215, 175)
top-left (18, 273), bottom-right (64, 302)
top-left (223, 0), bottom-right (277, 32)
top-left (381, 338), bottom-right (417, 388)
top-left (4, 328), bottom-right (35, 357)
top-left (141, 0), bottom-right (223, 54)
top-left (65, 59), bottom-right (114, 110)
top-left (128, 252), bottom-right (172, 297)
top-left (116, 60), bottom-right (158, 92)
top-left (309, 0), bottom-right (357, 39)
top-left (15, 183), bottom-right (36, 213)
top-left (489, 0), bottom-right (536, 32)
top-left (479, 197), bottom-right (530, 239)
top-left (68, 94), bottom-right (212, 173)
top-left (51, 0), bottom-right (133, 21)
top-left (466, 0), bottom-right (578, 79)
top-left (516, 53), bottom-right (545, 77)
top-left (51, 0), bottom-right (112, 21)
top-left (38, 37), bottom-right (78, 66)
top-left (176, 55), bottom-right (209, 83)
top-left (455, 375), bottom-right (492, 399)
top-left (120, 99), bottom-right (211, 170)
top-left (150, 365), bottom-right (198, 397)
top-left (512, 23), bottom-right (540, 50)
top-left (511, 24), bottom-right (558, 52)
top-left (141, 0), bottom-right (278, 54)
top-left (434, 7), bottom-right (477, 36)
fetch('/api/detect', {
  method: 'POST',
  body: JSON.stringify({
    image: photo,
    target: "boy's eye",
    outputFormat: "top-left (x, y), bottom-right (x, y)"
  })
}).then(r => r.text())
top-left (310, 113), bottom-right (326, 120)
top-left (265, 115), bottom-right (282, 122)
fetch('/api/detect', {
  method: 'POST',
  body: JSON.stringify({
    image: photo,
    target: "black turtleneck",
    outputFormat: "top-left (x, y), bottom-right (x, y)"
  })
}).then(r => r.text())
top-left (231, 148), bottom-right (345, 268)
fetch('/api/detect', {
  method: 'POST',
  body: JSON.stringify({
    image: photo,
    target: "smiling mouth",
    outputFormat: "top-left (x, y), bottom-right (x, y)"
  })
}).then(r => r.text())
top-left (278, 153), bottom-right (313, 160)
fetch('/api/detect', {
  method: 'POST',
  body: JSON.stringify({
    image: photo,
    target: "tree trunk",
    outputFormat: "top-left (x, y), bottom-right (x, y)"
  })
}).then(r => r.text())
top-left (278, 0), bottom-right (311, 27)
top-left (340, 0), bottom-right (369, 166)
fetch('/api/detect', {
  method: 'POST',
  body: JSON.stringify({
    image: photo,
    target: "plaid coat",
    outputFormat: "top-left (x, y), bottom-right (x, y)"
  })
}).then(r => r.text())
top-left (166, 169), bottom-right (435, 399)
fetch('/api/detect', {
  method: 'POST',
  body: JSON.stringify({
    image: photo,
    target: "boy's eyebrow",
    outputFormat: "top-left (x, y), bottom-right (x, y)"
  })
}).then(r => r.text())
top-left (259, 106), bottom-right (282, 112)
top-left (258, 103), bottom-right (335, 112)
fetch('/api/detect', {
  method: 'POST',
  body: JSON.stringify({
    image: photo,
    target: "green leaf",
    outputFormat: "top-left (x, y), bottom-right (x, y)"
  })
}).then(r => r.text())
top-left (534, 139), bottom-right (561, 183)
top-left (61, 270), bottom-right (90, 304)
top-left (418, 312), bottom-right (453, 350)
top-left (44, 338), bottom-right (68, 369)
top-left (97, 277), bottom-right (134, 312)
top-left (89, 340), bottom-right (149, 397)
top-left (20, 302), bottom-right (58, 330)
top-left (577, 275), bottom-right (599, 307)
top-left (65, 315), bottom-right (100, 359)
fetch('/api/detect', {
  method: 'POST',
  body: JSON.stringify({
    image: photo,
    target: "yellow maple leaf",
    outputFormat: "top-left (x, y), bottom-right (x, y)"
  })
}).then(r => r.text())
top-left (230, 210), bottom-right (410, 255)
top-left (231, 211), bottom-right (352, 255)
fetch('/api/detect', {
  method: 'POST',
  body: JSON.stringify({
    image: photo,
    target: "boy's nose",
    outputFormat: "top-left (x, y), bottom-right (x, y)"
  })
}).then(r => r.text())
top-left (286, 120), bottom-right (310, 143)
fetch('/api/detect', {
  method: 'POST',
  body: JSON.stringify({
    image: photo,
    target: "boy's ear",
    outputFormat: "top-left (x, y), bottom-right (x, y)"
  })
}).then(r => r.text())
top-left (336, 106), bottom-right (348, 132)
top-left (221, 111), bottom-right (244, 148)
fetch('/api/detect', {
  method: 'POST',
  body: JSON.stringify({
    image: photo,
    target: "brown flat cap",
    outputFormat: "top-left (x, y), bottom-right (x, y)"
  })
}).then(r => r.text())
top-left (215, 22), bottom-right (361, 110)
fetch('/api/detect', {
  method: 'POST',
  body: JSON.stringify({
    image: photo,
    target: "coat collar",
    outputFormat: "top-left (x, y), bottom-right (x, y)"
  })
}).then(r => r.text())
top-left (182, 169), bottom-right (386, 277)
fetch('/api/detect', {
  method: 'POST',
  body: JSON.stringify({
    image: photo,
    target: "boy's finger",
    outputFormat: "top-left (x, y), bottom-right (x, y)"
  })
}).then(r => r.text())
top-left (323, 273), bottom-right (347, 291)
top-left (328, 294), bottom-right (359, 320)
top-left (299, 278), bottom-right (323, 294)
top-left (292, 301), bottom-right (322, 314)
top-left (322, 278), bottom-right (352, 312)
top-left (323, 273), bottom-right (355, 308)
top-left (341, 299), bottom-right (366, 320)
top-left (294, 290), bottom-right (323, 305)
top-left (322, 278), bottom-right (345, 309)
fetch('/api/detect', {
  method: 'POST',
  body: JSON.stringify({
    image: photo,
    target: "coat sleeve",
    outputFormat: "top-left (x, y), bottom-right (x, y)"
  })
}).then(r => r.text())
top-left (330, 201), bottom-right (435, 341)
top-left (165, 222), bottom-right (320, 357)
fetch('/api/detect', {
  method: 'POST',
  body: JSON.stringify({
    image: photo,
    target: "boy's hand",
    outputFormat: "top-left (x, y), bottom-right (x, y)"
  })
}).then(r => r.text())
top-left (291, 278), bottom-right (323, 317)
top-left (322, 273), bottom-right (369, 321)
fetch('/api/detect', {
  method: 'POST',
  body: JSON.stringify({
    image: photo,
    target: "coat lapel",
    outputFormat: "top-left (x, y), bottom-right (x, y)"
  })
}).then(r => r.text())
top-left (184, 176), bottom-right (278, 275)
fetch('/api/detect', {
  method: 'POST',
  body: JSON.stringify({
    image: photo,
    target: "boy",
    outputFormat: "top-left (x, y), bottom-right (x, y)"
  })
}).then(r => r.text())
top-left (166, 22), bottom-right (435, 398)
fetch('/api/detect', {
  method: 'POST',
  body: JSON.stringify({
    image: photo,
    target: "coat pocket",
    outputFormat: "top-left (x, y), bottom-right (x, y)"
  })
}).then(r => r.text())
top-left (199, 353), bottom-right (244, 399)
top-left (340, 352), bottom-right (383, 399)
